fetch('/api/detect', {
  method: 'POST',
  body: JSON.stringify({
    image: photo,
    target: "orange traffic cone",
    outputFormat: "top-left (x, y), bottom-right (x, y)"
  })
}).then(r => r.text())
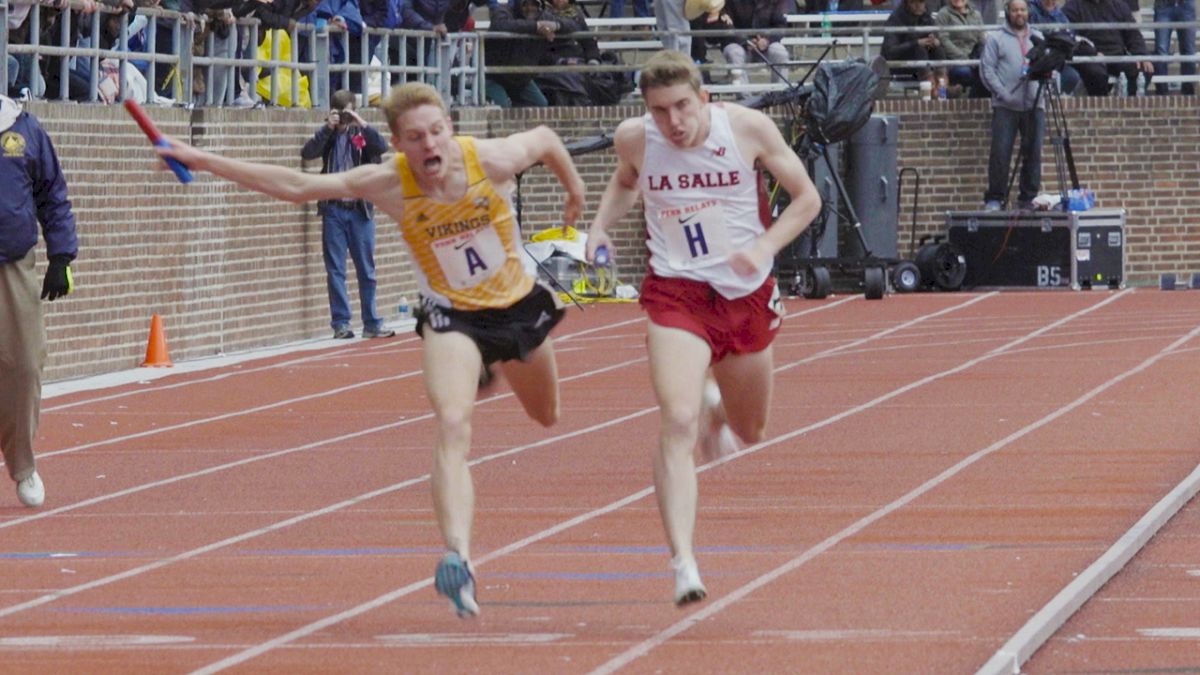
top-left (140, 314), bottom-right (174, 367)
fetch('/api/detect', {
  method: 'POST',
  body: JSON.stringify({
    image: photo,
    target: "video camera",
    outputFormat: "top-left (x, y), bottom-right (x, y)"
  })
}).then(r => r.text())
top-left (1026, 31), bottom-right (1077, 80)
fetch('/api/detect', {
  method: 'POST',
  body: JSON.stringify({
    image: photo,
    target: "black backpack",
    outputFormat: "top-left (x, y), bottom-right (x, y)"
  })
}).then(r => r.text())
top-left (583, 51), bottom-right (634, 105)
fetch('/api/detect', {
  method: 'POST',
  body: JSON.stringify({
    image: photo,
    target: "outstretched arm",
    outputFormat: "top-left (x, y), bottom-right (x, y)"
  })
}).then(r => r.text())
top-left (477, 126), bottom-right (586, 230)
top-left (156, 136), bottom-right (382, 203)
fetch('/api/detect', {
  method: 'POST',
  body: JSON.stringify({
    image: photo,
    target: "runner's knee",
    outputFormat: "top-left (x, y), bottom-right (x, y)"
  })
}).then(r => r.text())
top-left (660, 404), bottom-right (701, 445)
top-left (729, 416), bottom-right (766, 444)
top-left (435, 407), bottom-right (473, 447)
top-left (527, 398), bottom-right (559, 427)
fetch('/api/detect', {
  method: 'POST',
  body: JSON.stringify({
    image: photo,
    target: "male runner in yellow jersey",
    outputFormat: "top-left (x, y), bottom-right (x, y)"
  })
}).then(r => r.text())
top-left (156, 82), bottom-right (586, 618)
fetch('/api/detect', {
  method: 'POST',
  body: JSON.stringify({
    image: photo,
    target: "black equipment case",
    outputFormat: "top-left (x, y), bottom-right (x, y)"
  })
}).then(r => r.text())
top-left (945, 208), bottom-right (1125, 289)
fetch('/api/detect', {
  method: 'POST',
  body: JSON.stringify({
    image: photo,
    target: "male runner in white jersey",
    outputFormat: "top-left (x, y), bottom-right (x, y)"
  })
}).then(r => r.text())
top-left (154, 82), bottom-right (586, 617)
top-left (586, 50), bottom-right (821, 605)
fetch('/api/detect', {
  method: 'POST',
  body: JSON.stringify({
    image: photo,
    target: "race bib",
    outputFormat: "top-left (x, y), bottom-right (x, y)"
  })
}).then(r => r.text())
top-left (432, 224), bottom-right (507, 290)
top-left (657, 199), bottom-right (732, 269)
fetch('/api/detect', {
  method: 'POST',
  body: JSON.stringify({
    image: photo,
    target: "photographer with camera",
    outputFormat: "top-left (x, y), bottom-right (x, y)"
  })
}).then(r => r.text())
top-left (980, 0), bottom-right (1045, 211)
top-left (300, 89), bottom-right (393, 339)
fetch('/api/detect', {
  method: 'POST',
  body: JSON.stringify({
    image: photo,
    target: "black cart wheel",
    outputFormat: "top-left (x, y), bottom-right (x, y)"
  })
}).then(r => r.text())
top-left (915, 242), bottom-right (968, 291)
top-left (863, 266), bottom-right (886, 300)
top-left (801, 265), bottom-right (832, 299)
top-left (890, 261), bottom-right (922, 293)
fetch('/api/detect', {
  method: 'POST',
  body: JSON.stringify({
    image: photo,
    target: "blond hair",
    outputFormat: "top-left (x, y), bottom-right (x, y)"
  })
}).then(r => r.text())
top-left (381, 82), bottom-right (449, 135)
top-left (638, 50), bottom-right (703, 97)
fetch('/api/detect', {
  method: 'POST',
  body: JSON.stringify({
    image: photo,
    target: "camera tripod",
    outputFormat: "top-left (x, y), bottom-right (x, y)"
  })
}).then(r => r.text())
top-left (1004, 76), bottom-right (1081, 210)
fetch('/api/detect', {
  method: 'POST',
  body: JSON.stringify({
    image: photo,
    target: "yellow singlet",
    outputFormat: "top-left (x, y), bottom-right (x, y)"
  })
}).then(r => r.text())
top-left (396, 136), bottom-right (534, 311)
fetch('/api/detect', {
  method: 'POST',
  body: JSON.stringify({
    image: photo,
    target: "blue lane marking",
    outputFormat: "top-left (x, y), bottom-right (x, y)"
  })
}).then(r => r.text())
top-left (0, 551), bottom-right (134, 559)
top-left (236, 547), bottom-right (443, 556)
top-left (864, 543), bottom-right (986, 551)
top-left (488, 571), bottom-right (669, 581)
top-left (2, 547), bottom-right (443, 560)
top-left (57, 605), bottom-right (326, 615)
top-left (541, 545), bottom-right (788, 554)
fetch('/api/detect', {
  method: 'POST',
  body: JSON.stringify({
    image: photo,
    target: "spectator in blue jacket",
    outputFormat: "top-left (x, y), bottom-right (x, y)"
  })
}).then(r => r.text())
top-left (360, 0), bottom-right (404, 87)
top-left (402, 0), bottom-right (454, 83)
top-left (1028, 0), bottom-right (1083, 94)
top-left (311, 0), bottom-right (368, 91)
top-left (0, 95), bottom-right (77, 508)
top-left (300, 90), bottom-right (394, 339)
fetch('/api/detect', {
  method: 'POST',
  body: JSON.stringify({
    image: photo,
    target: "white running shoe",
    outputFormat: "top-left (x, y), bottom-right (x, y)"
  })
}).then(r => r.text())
top-left (698, 381), bottom-right (739, 462)
top-left (699, 424), bottom-right (739, 463)
top-left (17, 471), bottom-right (44, 507)
top-left (672, 556), bottom-right (707, 606)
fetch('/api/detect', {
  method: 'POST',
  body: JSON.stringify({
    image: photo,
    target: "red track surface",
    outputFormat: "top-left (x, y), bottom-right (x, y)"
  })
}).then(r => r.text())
top-left (3, 290), bottom-right (1198, 675)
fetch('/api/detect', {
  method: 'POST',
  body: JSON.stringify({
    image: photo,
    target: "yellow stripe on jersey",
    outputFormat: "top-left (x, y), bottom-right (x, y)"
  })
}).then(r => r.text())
top-left (396, 136), bottom-right (533, 310)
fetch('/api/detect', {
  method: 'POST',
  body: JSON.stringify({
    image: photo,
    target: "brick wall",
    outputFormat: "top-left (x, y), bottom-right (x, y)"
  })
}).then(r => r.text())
top-left (26, 95), bottom-right (1197, 381)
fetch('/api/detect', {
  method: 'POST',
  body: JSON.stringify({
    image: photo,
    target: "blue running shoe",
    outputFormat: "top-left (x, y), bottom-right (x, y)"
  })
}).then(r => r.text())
top-left (434, 552), bottom-right (480, 617)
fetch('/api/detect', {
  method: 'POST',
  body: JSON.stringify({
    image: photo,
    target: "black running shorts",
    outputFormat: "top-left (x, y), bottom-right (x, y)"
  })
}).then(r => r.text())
top-left (414, 282), bottom-right (565, 365)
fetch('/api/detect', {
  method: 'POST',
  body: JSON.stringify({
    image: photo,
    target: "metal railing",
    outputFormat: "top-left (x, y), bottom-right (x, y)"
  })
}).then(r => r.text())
top-left (2, 1), bottom-right (1196, 107)
top-left (0, 1), bottom-right (481, 107)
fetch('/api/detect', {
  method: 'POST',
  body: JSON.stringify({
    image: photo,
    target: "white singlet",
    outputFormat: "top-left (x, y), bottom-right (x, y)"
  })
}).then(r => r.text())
top-left (640, 104), bottom-right (767, 299)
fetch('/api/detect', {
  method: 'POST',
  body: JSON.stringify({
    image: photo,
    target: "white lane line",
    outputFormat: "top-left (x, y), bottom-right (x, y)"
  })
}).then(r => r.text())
top-left (752, 629), bottom-right (962, 641)
top-left (41, 335), bottom-right (421, 407)
top-left (374, 633), bottom-right (572, 645)
top-left (978, 341), bottom-right (1200, 675)
top-left (13, 320), bottom-right (652, 470)
top-left (1, 299), bottom-right (856, 525)
top-left (587, 290), bottom-right (1139, 675)
top-left (187, 295), bottom-right (996, 674)
top-left (42, 318), bottom-right (649, 411)
top-left (3, 296), bottom-right (947, 664)
top-left (0, 635), bottom-right (196, 647)
top-left (1135, 628), bottom-right (1200, 638)
top-left (0, 405), bottom-right (659, 622)
top-left (0, 358), bottom-right (645, 532)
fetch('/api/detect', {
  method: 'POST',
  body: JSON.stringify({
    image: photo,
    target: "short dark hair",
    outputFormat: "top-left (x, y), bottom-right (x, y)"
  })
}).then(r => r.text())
top-left (331, 89), bottom-right (356, 111)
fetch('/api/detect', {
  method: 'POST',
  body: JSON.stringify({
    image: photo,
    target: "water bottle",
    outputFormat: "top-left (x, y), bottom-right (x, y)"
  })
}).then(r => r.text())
top-left (937, 75), bottom-right (948, 100)
top-left (1136, 71), bottom-right (1146, 97)
top-left (1116, 72), bottom-right (1127, 97)
top-left (397, 295), bottom-right (411, 321)
top-left (821, 0), bottom-right (836, 35)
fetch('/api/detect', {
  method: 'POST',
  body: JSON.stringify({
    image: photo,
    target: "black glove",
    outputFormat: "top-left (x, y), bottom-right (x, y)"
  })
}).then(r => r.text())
top-left (41, 255), bottom-right (74, 301)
